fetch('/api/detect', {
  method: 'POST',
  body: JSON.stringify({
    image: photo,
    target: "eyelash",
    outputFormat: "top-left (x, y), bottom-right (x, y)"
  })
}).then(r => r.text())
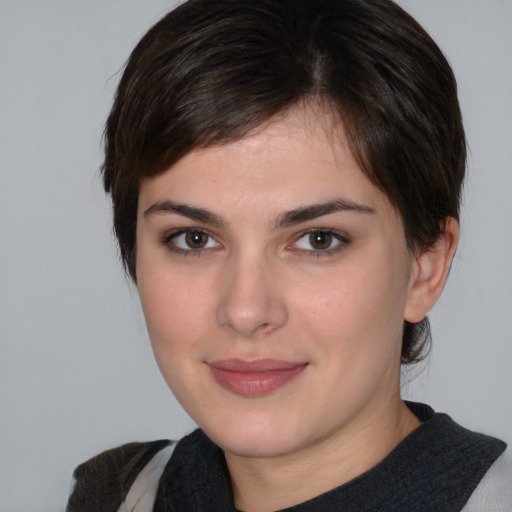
top-left (162, 228), bottom-right (350, 257)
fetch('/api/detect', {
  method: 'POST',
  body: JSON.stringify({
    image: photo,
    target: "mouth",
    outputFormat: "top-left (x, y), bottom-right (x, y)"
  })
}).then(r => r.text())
top-left (206, 359), bottom-right (308, 397)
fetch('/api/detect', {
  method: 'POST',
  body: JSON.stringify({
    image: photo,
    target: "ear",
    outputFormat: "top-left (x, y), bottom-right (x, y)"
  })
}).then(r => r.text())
top-left (404, 217), bottom-right (459, 323)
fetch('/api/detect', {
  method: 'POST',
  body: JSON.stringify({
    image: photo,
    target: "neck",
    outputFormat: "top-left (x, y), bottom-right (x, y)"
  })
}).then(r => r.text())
top-left (225, 396), bottom-right (420, 512)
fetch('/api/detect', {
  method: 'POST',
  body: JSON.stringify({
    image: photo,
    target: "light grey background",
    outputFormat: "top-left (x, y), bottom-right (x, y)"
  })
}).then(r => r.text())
top-left (1, 1), bottom-right (511, 511)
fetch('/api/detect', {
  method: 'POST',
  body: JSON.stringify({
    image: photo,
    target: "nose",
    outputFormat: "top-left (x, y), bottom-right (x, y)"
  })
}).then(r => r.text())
top-left (216, 254), bottom-right (288, 338)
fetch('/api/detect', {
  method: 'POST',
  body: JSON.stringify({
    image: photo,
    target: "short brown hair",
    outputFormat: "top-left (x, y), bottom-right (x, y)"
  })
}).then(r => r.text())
top-left (102, 0), bottom-right (466, 364)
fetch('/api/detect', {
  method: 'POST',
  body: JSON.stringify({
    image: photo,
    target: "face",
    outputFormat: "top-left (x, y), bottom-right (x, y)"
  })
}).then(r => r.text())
top-left (136, 108), bottom-right (418, 459)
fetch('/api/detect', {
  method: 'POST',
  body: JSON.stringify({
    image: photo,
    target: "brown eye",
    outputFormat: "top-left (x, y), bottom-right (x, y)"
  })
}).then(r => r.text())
top-left (309, 231), bottom-right (333, 250)
top-left (185, 230), bottom-right (209, 249)
top-left (292, 229), bottom-right (348, 255)
top-left (168, 229), bottom-right (219, 252)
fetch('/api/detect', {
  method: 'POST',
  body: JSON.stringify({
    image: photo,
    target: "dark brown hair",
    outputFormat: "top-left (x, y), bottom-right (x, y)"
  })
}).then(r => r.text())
top-left (102, 0), bottom-right (466, 364)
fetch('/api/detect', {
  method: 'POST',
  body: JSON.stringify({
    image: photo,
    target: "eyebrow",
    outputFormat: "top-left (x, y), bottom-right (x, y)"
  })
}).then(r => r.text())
top-left (273, 199), bottom-right (375, 229)
top-left (143, 198), bottom-right (375, 229)
top-left (143, 201), bottom-right (227, 228)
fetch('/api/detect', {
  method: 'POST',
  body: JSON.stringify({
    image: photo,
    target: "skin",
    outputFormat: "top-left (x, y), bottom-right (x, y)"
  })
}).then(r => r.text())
top-left (136, 107), bottom-right (458, 511)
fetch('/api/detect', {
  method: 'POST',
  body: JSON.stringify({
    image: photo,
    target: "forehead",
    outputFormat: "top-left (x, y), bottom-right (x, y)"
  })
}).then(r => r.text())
top-left (137, 107), bottom-right (398, 227)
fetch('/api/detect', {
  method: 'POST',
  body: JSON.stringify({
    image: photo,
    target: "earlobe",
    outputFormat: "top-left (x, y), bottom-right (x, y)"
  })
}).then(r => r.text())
top-left (404, 217), bottom-right (460, 323)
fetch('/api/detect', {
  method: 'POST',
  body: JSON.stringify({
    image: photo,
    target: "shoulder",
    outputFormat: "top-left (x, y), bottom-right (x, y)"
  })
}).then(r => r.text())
top-left (66, 439), bottom-right (174, 512)
top-left (463, 446), bottom-right (512, 511)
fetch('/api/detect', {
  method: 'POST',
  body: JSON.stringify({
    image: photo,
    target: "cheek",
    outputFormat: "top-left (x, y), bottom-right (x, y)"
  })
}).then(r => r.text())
top-left (295, 258), bottom-right (409, 357)
top-left (137, 268), bottom-right (217, 405)
top-left (137, 261), bottom-right (215, 355)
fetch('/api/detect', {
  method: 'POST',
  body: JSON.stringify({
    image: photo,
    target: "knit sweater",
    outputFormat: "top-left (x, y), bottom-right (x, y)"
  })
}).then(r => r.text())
top-left (66, 402), bottom-right (510, 511)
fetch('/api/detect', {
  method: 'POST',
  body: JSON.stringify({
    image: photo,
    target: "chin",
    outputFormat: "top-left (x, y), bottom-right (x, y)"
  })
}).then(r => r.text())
top-left (200, 410), bottom-right (311, 459)
top-left (215, 432), bottom-right (298, 459)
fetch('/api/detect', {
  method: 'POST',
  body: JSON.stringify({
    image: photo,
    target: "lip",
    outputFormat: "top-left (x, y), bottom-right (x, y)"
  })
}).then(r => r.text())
top-left (207, 359), bottom-right (308, 397)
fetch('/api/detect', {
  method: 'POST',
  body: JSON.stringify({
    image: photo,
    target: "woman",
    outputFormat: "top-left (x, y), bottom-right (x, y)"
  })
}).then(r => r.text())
top-left (66, 0), bottom-right (511, 510)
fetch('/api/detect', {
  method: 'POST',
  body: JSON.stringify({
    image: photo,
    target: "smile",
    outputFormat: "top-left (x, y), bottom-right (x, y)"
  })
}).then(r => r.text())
top-left (207, 359), bottom-right (309, 397)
